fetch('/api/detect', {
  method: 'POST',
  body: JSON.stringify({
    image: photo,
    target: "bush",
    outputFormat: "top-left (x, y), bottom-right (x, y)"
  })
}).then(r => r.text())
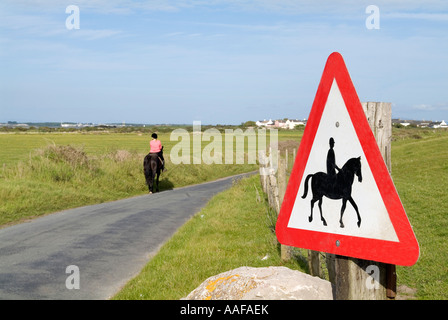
top-left (39, 145), bottom-right (90, 168)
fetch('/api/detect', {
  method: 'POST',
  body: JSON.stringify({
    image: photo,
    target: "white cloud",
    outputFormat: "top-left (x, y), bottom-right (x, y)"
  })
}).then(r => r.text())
top-left (413, 104), bottom-right (435, 111)
top-left (3, 1), bottom-right (448, 19)
top-left (2, 0), bottom-right (445, 15)
top-left (385, 12), bottom-right (448, 22)
top-left (69, 29), bottom-right (124, 41)
top-left (413, 103), bottom-right (448, 111)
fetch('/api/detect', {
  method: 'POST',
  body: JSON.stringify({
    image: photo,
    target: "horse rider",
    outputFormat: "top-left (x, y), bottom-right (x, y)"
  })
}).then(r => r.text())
top-left (326, 137), bottom-right (340, 180)
top-left (149, 133), bottom-right (166, 171)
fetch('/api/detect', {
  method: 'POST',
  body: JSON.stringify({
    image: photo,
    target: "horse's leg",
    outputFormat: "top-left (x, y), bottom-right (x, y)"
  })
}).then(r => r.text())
top-left (151, 170), bottom-right (157, 193)
top-left (348, 197), bottom-right (361, 227)
top-left (145, 173), bottom-right (152, 193)
top-left (317, 198), bottom-right (327, 226)
top-left (339, 198), bottom-right (347, 228)
top-left (144, 156), bottom-right (152, 193)
top-left (148, 174), bottom-right (153, 194)
top-left (148, 167), bottom-right (154, 194)
top-left (147, 172), bottom-right (153, 193)
top-left (156, 170), bottom-right (160, 192)
top-left (309, 198), bottom-right (317, 223)
top-left (149, 158), bottom-right (158, 193)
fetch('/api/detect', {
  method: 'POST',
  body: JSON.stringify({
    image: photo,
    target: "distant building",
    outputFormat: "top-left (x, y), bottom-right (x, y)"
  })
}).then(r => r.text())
top-left (256, 118), bottom-right (306, 129)
top-left (432, 120), bottom-right (447, 129)
top-left (0, 122), bottom-right (29, 129)
top-left (392, 118), bottom-right (448, 129)
top-left (285, 119), bottom-right (305, 129)
top-left (61, 123), bottom-right (78, 128)
top-left (418, 122), bottom-right (431, 128)
top-left (61, 123), bottom-right (96, 128)
top-left (255, 119), bottom-right (274, 127)
top-left (274, 120), bottom-right (287, 128)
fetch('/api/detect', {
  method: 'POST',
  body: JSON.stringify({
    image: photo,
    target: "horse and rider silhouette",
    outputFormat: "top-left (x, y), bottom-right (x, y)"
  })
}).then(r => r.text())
top-left (301, 137), bottom-right (363, 228)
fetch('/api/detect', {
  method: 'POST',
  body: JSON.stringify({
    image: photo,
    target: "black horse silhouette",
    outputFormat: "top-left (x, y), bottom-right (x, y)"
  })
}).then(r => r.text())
top-left (301, 156), bottom-right (362, 228)
top-left (143, 147), bottom-right (163, 194)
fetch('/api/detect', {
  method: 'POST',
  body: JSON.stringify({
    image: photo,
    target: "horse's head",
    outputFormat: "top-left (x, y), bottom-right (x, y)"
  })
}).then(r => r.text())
top-left (344, 156), bottom-right (362, 182)
top-left (355, 156), bottom-right (362, 182)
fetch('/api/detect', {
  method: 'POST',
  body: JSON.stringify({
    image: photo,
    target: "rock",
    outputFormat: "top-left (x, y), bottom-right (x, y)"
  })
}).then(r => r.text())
top-left (183, 266), bottom-right (333, 300)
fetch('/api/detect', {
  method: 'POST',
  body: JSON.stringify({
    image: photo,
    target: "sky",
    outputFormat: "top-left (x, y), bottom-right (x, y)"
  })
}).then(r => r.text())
top-left (1, 0), bottom-right (448, 125)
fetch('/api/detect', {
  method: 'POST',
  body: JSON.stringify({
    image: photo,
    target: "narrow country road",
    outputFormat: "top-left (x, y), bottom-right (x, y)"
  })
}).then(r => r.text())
top-left (0, 172), bottom-right (255, 300)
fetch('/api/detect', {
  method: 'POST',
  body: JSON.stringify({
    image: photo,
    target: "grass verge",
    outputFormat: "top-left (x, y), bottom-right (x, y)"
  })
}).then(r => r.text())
top-left (392, 131), bottom-right (448, 300)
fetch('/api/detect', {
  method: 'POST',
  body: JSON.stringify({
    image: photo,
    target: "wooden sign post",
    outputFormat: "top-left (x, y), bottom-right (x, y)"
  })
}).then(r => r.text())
top-left (328, 102), bottom-right (395, 300)
top-left (363, 102), bottom-right (396, 299)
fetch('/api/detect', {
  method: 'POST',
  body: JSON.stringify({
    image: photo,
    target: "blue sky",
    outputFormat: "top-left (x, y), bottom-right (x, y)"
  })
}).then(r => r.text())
top-left (1, 1), bottom-right (448, 125)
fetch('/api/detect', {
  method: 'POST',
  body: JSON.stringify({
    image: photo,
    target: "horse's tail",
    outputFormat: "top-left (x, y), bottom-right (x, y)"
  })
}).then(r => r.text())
top-left (301, 174), bottom-right (313, 199)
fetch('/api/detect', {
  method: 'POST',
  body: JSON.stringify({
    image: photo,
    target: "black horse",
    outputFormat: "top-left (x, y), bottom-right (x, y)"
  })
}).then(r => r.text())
top-left (301, 157), bottom-right (362, 228)
top-left (143, 147), bottom-right (163, 194)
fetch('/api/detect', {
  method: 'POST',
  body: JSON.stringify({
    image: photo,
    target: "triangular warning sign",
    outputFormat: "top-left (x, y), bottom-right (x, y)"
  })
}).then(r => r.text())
top-left (276, 52), bottom-right (419, 266)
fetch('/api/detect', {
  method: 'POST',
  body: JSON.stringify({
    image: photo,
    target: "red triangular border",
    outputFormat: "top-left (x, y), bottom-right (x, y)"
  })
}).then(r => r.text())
top-left (275, 52), bottom-right (419, 266)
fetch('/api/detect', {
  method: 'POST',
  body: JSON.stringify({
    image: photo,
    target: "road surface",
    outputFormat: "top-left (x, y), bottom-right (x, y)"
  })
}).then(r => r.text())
top-left (0, 172), bottom-right (255, 300)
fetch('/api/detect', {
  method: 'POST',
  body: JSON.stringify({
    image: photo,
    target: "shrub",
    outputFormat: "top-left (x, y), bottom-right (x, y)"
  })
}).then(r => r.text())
top-left (39, 145), bottom-right (90, 169)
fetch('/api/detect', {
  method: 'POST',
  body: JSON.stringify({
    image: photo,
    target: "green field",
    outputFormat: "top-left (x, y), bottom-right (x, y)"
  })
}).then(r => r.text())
top-left (0, 132), bottom-right (181, 167)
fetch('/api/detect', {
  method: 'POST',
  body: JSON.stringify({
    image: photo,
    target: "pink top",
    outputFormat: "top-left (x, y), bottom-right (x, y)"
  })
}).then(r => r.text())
top-left (150, 139), bottom-right (162, 153)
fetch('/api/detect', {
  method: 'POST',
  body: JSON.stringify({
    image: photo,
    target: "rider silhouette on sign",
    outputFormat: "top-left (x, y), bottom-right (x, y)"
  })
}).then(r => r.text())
top-left (326, 137), bottom-right (340, 180)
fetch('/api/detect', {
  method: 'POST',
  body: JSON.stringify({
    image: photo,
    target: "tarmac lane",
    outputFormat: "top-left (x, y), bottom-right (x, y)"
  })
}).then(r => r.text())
top-left (0, 172), bottom-right (255, 300)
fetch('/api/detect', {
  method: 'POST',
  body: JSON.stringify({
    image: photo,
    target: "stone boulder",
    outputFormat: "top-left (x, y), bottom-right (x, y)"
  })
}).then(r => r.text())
top-left (184, 266), bottom-right (333, 300)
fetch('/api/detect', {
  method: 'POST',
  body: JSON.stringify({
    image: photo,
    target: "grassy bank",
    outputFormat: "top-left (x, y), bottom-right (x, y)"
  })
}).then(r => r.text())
top-left (392, 129), bottom-right (448, 299)
top-left (113, 174), bottom-right (305, 300)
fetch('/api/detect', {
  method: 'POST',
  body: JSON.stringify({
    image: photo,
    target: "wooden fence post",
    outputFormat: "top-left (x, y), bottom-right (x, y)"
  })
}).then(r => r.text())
top-left (258, 150), bottom-right (268, 193)
top-left (329, 102), bottom-right (395, 300)
top-left (308, 250), bottom-right (322, 277)
top-left (277, 150), bottom-right (287, 205)
top-left (278, 150), bottom-right (292, 261)
top-left (260, 148), bottom-right (280, 214)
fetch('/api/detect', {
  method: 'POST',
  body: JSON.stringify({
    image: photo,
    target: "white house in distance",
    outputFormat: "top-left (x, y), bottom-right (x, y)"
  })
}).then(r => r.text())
top-left (433, 120), bottom-right (447, 128)
top-left (393, 119), bottom-right (448, 128)
top-left (255, 119), bottom-right (306, 129)
top-left (256, 119), bottom-right (274, 127)
top-left (285, 119), bottom-right (306, 129)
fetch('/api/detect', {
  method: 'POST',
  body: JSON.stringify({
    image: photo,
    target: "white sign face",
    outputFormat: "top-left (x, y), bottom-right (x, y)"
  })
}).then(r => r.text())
top-left (287, 79), bottom-right (398, 242)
